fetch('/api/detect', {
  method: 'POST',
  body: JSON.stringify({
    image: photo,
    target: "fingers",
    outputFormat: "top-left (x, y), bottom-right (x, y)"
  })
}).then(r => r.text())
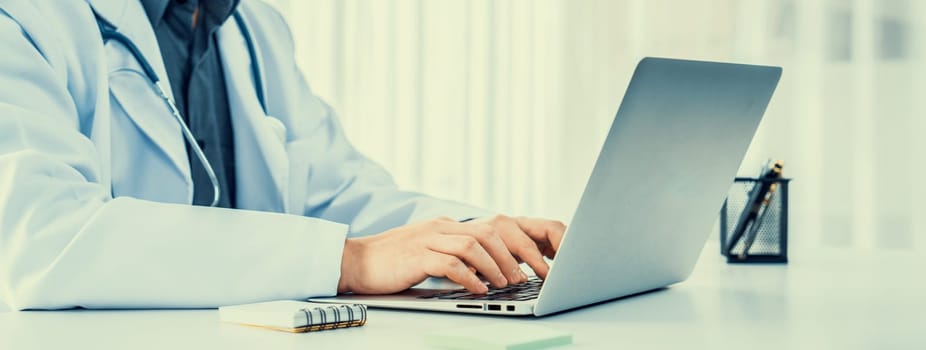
top-left (341, 217), bottom-right (561, 296)
top-left (437, 222), bottom-right (525, 285)
top-left (517, 217), bottom-right (567, 259)
top-left (413, 216), bottom-right (564, 291)
top-left (482, 216), bottom-right (554, 280)
top-left (507, 234), bottom-right (551, 279)
top-left (427, 234), bottom-right (508, 288)
top-left (422, 253), bottom-right (488, 293)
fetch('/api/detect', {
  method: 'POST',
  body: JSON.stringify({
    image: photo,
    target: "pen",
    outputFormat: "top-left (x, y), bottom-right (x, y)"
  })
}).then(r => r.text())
top-left (726, 160), bottom-right (783, 256)
top-left (738, 170), bottom-right (782, 259)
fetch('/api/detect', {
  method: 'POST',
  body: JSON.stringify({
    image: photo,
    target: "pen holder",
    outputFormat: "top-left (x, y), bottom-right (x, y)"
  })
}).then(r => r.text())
top-left (719, 177), bottom-right (791, 263)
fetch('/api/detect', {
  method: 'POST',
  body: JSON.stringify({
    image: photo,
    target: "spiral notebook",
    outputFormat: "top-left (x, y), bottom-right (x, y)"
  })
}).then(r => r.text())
top-left (219, 300), bottom-right (367, 333)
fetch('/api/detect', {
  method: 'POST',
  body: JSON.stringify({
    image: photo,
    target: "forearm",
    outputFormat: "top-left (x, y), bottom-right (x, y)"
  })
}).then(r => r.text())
top-left (0, 195), bottom-right (350, 310)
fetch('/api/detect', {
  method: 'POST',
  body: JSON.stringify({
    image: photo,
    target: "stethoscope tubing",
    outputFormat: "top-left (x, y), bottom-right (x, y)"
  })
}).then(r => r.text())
top-left (95, 10), bottom-right (264, 207)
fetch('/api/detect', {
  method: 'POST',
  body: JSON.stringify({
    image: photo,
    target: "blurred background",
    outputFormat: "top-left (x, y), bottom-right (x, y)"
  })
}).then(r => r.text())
top-left (264, 0), bottom-right (924, 252)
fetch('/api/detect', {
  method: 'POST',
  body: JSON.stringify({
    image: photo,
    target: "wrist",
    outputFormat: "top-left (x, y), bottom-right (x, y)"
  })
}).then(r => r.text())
top-left (338, 238), bottom-right (360, 293)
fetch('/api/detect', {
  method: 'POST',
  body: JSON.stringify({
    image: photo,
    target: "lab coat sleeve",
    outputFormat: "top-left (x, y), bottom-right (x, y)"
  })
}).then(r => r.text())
top-left (299, 100), bottom-right (496, 236)
top-left (0, 10), bottom-right (347, 310)
top-left (253, 3), bottom-right (495, 237)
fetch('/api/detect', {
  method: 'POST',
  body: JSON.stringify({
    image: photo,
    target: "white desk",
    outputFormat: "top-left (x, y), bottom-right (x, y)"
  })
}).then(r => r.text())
top-left (2, 245), bottom-right (924, 349)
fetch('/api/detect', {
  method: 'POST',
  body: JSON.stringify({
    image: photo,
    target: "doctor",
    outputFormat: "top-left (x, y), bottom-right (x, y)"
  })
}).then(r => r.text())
top-left (0, 0), bottom-right (564, 310)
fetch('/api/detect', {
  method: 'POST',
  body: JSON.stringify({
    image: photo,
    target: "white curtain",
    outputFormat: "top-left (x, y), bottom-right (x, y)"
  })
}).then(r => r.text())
top-left (265, 0), bottom-right (925, 251)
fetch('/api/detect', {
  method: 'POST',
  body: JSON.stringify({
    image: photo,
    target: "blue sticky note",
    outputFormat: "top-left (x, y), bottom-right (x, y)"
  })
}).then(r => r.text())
top-left (424, 323), bottom-right (573, 350)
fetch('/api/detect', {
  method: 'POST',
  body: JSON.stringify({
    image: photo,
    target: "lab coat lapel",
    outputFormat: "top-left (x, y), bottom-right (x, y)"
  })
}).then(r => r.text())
top-left (217, 15), bottom-right (289, 213)
top-left (85, 0), bottom-right (193, 186)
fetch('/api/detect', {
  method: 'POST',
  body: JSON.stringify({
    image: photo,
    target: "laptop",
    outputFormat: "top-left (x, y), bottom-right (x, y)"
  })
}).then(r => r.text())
top-left (311, 57), bottom-right (782, 316)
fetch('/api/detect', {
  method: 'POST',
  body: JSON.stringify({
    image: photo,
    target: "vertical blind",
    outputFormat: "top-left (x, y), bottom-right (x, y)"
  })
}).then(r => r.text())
top-left (265, 0), bottom-right (924, 251)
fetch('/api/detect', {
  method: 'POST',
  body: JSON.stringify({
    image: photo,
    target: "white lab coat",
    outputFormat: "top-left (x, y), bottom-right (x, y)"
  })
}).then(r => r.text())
top-left (0, 0), bottom-right (490, 311)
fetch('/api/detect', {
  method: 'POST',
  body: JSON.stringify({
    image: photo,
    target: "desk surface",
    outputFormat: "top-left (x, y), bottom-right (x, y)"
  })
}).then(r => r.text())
top-left (2, 245), bottom-right (924, 349)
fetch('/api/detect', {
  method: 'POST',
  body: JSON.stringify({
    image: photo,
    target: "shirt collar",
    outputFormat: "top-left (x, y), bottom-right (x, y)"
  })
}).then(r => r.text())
top-left (141, 0), bottom-right (169, 28)
top-left (140, 0), bottom-right (241, 29)
top-left (199, 0), bottom-right (241, 30)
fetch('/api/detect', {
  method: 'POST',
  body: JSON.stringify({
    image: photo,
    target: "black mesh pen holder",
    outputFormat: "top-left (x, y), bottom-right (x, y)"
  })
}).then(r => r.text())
top-left (719, 177), bottom-right (790, 263)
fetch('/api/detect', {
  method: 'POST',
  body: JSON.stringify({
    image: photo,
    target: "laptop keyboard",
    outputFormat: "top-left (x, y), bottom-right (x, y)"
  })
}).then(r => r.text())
top-left (417, 276), bottom-right (543, 301)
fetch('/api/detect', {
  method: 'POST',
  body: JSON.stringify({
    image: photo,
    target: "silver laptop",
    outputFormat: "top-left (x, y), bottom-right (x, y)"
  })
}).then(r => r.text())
top-left (311, 57), bottom-right (782, 316)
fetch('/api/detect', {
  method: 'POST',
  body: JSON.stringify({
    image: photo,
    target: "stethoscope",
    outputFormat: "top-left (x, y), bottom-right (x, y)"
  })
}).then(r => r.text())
top-left (93, 10), bottom-right (267, 207)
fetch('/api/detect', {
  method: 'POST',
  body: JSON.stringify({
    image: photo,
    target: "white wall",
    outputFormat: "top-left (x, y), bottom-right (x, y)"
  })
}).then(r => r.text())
top-left (266, 0), bottom-right (925, 251)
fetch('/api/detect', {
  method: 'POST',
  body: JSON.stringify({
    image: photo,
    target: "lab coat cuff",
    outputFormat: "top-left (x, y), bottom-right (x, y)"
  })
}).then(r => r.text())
top-left (292, 217), bottom-right (348, 298)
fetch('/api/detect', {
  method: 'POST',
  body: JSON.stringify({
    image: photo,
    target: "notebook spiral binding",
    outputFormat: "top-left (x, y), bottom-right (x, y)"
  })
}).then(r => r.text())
top-left (294, 304), bottom-right (367, 333)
